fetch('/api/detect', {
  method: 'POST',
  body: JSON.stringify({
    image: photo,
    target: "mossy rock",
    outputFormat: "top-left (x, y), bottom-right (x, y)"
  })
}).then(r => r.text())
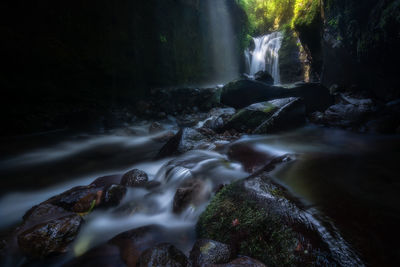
top-left (197, 174), bottom-right (361, 266)
top-left (224, 102), bottom-right (278, 132)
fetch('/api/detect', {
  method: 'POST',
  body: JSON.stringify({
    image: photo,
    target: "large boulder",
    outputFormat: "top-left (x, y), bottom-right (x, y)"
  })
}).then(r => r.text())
top-left (220, 79), bottom-right (285, 109)
top-left (224, 97), bottom-right (305, 134)
top-left (17, 213), bottom-right (82, 259)
top-left (138, 243), bottom-right (190, 267)
top-left (121, 169), bottom-right (149, 188)
top-left (221, 79), bottom-right (333, 113)
top-left (196, 173), bottom-right (362, 266)
top-left (254, 71), bottom-right (274, 85)
top-left (190, 239), bottom-right (234, 266)
top-left (253, 97), bottom-right (306, 134)
top-left (223, 102), bottom-right (279, 133)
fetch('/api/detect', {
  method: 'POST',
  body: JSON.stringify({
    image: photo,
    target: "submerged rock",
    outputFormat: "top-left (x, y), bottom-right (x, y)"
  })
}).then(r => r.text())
top-left (121, 169), bottom-right (149, 188)
top-left (196, 173), bottom-right (362, 266)
top-left (101, 184), bottom-right (127, 208)
top-left (138, 243), bottom-right (190, 267)
top-left (64, 243), bottom-right (125, 267)
top-left (173, 179), bottom-right (210, 214)
top-left (149, 122), bottom-right (165, 134)
top-left (190, 239), bottom-right (234, 266)
top-left (18, 213), bottom-right (82, 259)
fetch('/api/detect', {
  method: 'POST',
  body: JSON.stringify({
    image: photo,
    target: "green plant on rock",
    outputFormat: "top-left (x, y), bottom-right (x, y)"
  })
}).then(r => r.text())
top-left (196, 182), bottom-right (299, 266)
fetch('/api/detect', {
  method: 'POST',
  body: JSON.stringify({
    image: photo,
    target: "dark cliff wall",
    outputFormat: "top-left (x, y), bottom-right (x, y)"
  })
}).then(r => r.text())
top-left (0, 0), bottom-right (246, 134)
top-left (292, 0), bottom-right (400, 100)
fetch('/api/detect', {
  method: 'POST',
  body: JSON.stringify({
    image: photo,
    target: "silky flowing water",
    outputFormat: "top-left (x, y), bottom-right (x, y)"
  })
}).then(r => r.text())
top-left (0, 122), bottom-right (399, 265)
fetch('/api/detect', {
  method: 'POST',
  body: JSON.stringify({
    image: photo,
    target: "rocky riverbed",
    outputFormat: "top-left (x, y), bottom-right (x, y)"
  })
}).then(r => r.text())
top-left (1, 79), bottom-right (400, 266)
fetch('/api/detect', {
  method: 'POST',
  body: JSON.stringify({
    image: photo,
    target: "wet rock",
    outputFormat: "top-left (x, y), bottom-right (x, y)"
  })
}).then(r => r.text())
top-left (90, 174), bottom-right (122, 188)
top-left (101, 184), bottom-right (127, 208)
top-left (213, 256), bottom-right (266, 267)
top-left (227, 142), bottom-right (288, 173)
top-left (152, 130), bottom-right (176, 143)
top-left (224, 97), bottom-right (305, 134)
top-left (286, 82), bottom-right (334, 113)
top-left (17, 214), bottom-right (82, 259)
top-left (190, 239), bottom-right (234, 266)
top-left (220, 79), bottom-right (284, 109)
top-left (43, 185), bottom-right (102, 213)
top-left (138, 243), bottom-right (189, 267)
top-left (149, 122), bottom-right (165, 134)
top-left (221, 79), bottom-right (333, 113)
top-left (109, 225), bottom-right (164, 266)
top-left (197, 173), bottom-right (362, 266)
top-left (254, 70), bottom-right (274, 85)
top-left (121, 169), bottom-right (149, 187)
top-left (310, 94), bottom-right (376, 130)
top-left (156, 128), bottom-right (207, 158)
top-left (201, 108), bottom-right (236, 132)
top-left (173, 179), bottom-right (210, 214)
top-left (224, 102), bottom-right (279, 133)
top-left (64, 243), bottom-right (125, 267)
top-left (253, 97), bottom-right (306, 134)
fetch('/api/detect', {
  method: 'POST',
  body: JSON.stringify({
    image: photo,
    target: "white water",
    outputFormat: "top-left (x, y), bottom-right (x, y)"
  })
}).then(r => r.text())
top-left (245, 32), bottom-right (283, 84)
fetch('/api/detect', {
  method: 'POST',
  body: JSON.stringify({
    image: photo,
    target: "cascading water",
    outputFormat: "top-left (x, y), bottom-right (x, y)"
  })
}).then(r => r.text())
top-left (206, 0), bottom-right (239, 83)
top-left (245, 32), bottom-right (283, 84)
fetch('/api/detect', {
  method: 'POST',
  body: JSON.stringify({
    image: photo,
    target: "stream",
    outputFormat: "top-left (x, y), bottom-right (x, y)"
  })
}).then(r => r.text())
top-left (1, 119), bottom-right (400, 265)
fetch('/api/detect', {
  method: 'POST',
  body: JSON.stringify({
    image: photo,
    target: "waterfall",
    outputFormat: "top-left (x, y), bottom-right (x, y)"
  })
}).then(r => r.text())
top-left (245, 32), bottom-right (283, 85)
top-left (206, 0), bottom-right (239, 84)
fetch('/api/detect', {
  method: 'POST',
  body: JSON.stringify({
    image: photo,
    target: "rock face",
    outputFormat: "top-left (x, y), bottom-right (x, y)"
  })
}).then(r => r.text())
top-left (190, 239), bottom-right (233, 266)
top-left (138, 243), bottom-right (190, 267)
top-left (224, 97), bottom-right (306, 134)
top-left (18, 213), bottom-right (82, 259)
top-left (197, 173), bottom-right (362, 266)
top-left (121, 169), bottom-right (149, 187)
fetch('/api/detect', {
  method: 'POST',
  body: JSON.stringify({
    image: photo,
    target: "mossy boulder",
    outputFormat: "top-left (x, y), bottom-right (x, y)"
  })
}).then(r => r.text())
top-left (224, 97), bottom-right (305, 134)
top-left (196, 173), bottom-right (361, 266)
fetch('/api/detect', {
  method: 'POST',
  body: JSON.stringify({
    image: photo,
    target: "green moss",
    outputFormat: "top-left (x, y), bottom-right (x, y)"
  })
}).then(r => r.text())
top-left (292, 0), bottom-right (321, 30)
top-left (197, 182), bottom-right (298, 266)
